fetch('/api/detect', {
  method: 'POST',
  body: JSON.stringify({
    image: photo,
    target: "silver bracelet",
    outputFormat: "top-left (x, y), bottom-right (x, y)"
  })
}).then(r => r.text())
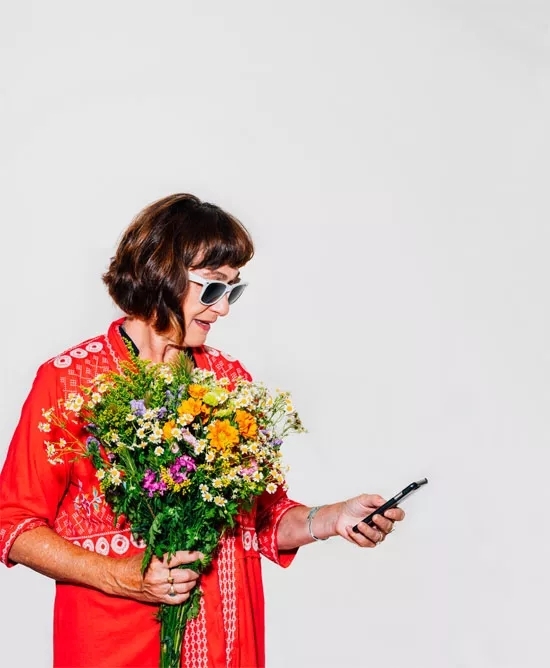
top-left (307, 505), bottom-right (328, 541)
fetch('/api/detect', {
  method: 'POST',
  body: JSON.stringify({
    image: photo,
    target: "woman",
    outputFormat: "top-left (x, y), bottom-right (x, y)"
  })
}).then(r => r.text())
top-left (0, 194), bottom-right (404, 668)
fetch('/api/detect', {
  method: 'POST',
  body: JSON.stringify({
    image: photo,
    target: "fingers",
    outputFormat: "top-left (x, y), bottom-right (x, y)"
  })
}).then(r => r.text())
top-left (163, 569), bottom-right (200, 604)
top-left (348, 508), bottom-right (404, 548)
top-left (383, 507), bottom-right (405, 522)
top-left (141, 550), bottom-right (204, 605)
top-left (346, 520), bottom-right (384, 548)
top-left (163, 550), bottom-right (204, 568)
top-left (370, 513), bottom-right (394, 535)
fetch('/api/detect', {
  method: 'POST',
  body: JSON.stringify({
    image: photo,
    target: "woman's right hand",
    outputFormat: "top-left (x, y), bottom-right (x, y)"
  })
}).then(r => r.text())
top-left (116, 549), bottom-right (204, 605)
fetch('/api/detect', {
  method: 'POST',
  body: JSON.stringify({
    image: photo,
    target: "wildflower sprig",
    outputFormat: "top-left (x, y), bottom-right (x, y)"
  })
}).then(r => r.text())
top-left (40, 349), bottom-right (305, 668)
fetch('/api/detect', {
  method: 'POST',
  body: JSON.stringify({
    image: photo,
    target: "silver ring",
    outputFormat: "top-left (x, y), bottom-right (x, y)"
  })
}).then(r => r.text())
top-left (169, 584), bottom-right (176, 597)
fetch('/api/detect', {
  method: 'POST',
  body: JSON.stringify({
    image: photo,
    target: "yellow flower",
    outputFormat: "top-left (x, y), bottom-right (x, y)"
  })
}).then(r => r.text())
top-left (188, 384), bottom-right (208, 399)
top-left (178, 397), bottom-right (203, 417)
top-left (207, 420), bottom-right (240, 452)
top-left (162, 420), bottom-right (176, 441)
top-left (235, 410), bottom-right (258, 440)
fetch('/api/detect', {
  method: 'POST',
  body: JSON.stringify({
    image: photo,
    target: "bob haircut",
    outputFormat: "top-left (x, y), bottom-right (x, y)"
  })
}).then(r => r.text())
top-left (103, 193), bottom-right (254, 345)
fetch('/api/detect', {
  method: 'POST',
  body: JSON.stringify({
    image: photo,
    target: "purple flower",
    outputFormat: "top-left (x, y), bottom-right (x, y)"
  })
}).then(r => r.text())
top-left (178, 455), bottom-right (196, 472)
top-left (142, 469), bottom-right (168, 497)
top-left (130, 399), bottom-right (146, 417)
top-left (165, 390), bottom-right (174, 402)
top-left (85, 436), bottom-right (100, 450)
top-left (167, 455), bottom-right (197, 484)
top-left (157, 406), bottom-right (168, 419)
top-left (272, 438), bottom-right (283, 446)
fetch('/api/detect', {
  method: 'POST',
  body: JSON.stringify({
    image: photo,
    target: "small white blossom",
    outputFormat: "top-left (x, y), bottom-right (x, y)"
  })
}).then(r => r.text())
top-left (64, 393), bottom-right (84, 413)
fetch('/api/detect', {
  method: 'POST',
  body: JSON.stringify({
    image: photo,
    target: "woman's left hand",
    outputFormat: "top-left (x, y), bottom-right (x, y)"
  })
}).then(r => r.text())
top-left (335, 494), bottom-right (405, 547)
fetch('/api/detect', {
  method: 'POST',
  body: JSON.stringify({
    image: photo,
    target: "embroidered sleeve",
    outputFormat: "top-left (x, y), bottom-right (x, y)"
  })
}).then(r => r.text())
top-left (256, 487), bottom-right (303, 567)
top-left (0, 364), bottom-right (71, 567)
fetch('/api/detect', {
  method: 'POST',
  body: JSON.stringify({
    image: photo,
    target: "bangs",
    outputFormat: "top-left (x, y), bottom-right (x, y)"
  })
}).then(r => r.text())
top-left (186, 205), bottom-right (254, 269)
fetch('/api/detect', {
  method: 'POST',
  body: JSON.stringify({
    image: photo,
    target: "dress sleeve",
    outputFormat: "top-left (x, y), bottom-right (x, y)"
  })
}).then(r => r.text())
top-left (0, 364), bottom-right (71, 566)
top-left (256, 486), bottom-right (304, 568)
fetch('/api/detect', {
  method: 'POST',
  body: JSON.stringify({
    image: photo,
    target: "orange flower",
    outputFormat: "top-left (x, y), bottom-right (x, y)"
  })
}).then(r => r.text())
top-left (207, 420), bottom-right (240, 451)
top-left (177, 397), bottom-right (203, 417)
top-left (162, 419), bottom-right (176, 441)
top-left (235, 410), bottom-right (258, 440)
top-left (188, 384), bottom-right (208, 400)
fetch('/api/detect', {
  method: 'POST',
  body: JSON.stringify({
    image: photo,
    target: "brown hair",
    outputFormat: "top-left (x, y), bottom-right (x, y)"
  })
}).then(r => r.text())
top-left (103, 193), bottom-right (254, 344)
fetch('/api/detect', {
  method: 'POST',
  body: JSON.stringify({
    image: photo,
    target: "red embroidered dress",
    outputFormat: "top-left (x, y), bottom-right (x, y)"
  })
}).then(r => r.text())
top-left (0, 319), bottom-right (301, 668)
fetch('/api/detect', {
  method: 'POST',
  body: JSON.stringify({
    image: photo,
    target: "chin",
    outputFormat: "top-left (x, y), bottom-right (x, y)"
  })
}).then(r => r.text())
top-left (183, 332), bottom-right (208, 348)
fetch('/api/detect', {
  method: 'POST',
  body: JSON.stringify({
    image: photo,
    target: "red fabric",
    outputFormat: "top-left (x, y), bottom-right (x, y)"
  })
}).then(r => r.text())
top-left (0, 319), bottom-right (302, 667)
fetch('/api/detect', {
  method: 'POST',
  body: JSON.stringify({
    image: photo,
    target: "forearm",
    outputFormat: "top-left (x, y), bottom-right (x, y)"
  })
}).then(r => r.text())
top-left (9, 526), bottom-right (139, 597)
top-left (277, 502), bottom-right (344, 550)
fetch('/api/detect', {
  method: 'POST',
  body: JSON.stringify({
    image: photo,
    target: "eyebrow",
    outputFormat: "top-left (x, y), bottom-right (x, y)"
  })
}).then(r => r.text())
top-left (206, 269), bottom-right (241, 284)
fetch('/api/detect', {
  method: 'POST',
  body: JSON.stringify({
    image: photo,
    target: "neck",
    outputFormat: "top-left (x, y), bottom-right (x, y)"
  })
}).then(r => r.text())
top-left (122, 317), bottom-right (186, 363)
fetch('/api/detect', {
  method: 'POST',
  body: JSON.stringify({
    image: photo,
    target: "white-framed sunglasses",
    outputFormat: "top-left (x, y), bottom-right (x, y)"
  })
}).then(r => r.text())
top-left (187, 271), bottom-right (248, 306)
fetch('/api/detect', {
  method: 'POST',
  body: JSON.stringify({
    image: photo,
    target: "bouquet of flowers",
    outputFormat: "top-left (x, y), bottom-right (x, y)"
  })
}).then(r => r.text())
top-left (40, 351), bottom-right (305, 668)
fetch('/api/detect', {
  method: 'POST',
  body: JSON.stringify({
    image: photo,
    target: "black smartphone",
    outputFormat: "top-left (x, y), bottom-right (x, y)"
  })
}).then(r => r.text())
top-left (352, 478), bottom-right (428, 533)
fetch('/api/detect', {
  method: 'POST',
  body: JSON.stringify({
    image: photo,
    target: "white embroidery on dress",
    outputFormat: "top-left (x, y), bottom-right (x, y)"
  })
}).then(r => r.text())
top-left (53, 355), bottom-right (72, 369)
top-left (70, 348), bottom-right (88, 359)
top-left (218, 536), bottom-right (237, 667)
top-left (111, 534), bottom-right (130, 555)
top-left (105, 335), bottom-right (123, 373)
top-left (85, 341), bottom-right (103, 353)
top-left (184, 598), bottom-right (209, 668)
top-left (242, 530), bottom-right (252, 551)
top-left (95, 536), bottom-right (110, 555)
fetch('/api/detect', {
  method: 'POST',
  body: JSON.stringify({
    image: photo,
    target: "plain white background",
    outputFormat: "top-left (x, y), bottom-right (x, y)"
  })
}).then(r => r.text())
top-left (1, 1), bottom-right (549, 666)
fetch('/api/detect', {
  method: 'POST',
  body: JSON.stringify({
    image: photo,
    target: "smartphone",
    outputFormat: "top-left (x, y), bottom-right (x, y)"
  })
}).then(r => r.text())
top-left (352, 477), bottom-right (428, 533)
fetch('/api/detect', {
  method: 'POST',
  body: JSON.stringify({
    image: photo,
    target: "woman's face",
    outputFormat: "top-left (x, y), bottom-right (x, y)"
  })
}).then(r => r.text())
top-left (182, 264), bottom-right (242, 347)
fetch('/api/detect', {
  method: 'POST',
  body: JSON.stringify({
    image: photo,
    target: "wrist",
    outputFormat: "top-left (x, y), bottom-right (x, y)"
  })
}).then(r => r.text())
top-left (307, 506), bottom-right (328, 541)
top-left (306, 502), bottom-right (341, 541)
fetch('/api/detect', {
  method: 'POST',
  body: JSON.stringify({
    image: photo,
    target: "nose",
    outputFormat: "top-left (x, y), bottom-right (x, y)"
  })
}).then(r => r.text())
top-left (210, 294), bottom-right (230, 317)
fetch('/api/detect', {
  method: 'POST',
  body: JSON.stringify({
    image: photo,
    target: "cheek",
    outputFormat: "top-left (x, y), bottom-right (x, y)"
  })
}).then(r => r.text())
top-left (182, 290), bottom-right (207, 322)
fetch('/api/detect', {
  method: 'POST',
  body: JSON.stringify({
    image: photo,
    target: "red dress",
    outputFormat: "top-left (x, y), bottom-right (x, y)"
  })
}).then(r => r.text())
top-left (0, 319), bottom-right (302, 667)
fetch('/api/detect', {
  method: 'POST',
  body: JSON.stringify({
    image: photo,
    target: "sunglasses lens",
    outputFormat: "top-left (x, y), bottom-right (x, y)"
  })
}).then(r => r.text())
top-left (201, 282), bottom-right (227, 305)
top-left (228, 283), bottom-right (246, 304)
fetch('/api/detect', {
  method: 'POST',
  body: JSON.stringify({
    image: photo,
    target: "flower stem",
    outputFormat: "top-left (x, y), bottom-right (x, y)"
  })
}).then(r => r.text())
top-left (159, 588), bottom-right (202, 668)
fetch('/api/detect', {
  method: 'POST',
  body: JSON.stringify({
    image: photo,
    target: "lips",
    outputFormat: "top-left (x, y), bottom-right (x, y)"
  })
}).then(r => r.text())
top-left (194, 319), bottom-right (212, 331)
